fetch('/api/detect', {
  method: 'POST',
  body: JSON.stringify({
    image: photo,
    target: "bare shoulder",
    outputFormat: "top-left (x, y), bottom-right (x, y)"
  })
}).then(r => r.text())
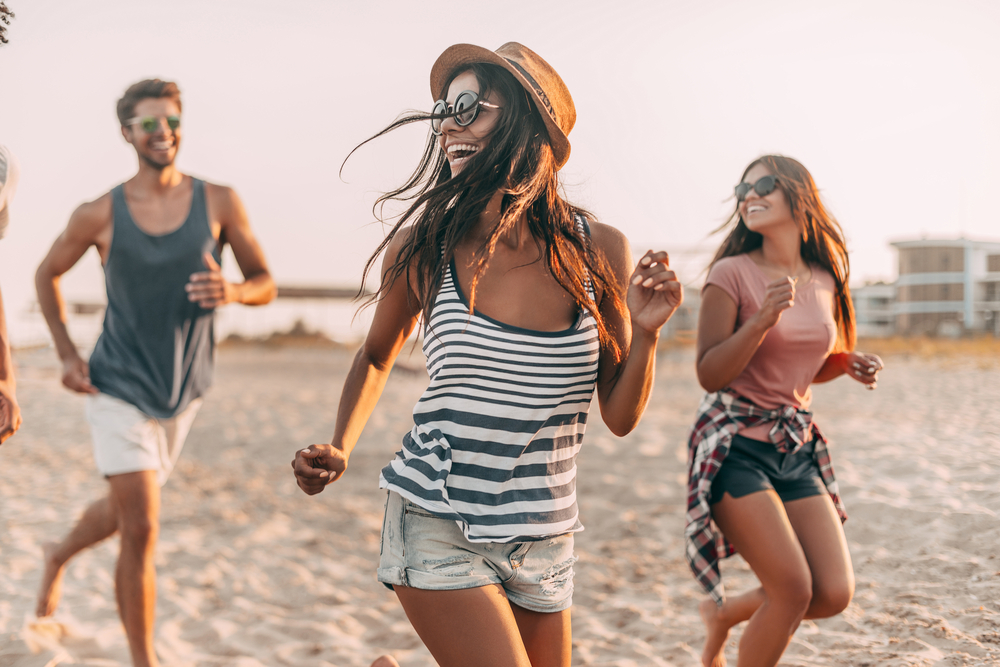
top-left (67, 192), bottom-right (113, 239)
top-left (384, 224), bottom-right (419, 260)
top-left (202, 180), bottom-right (243, 211)
top-left (587, 220), bottom-right (632, 275)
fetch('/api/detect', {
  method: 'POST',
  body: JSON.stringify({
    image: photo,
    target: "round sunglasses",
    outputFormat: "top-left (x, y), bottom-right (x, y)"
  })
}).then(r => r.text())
top-left (126, 115), bottom-right (181, 133)
top-left (735, 175), bottom-right (779, 202)
top-left (430, 90), bottom-right (500, 135)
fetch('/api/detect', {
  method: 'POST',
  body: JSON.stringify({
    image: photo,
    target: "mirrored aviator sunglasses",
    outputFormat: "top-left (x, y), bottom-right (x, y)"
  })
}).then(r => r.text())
top-left (430, 90), bottom-right (497, 135)
top-left (128, 115), bottom-right (181, 133)
top-left (735, 174), bottom-right (778, 202)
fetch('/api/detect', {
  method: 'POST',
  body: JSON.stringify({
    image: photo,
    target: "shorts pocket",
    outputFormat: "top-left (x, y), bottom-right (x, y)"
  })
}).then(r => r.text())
top-left (402, 499), bottom-right (442, 519)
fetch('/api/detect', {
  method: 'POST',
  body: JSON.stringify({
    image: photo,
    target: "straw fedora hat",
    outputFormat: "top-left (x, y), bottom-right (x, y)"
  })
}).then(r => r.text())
top-left (430, 42), bottom-right (576, 170)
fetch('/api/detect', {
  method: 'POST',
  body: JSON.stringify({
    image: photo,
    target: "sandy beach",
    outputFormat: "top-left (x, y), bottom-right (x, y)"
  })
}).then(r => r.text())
top-left (1, 341), bottom-right (999, 666)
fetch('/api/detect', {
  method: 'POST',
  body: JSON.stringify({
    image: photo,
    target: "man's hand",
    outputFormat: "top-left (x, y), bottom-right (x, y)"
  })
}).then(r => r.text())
top-left (185, 252), bottom-right (236, 309)
top-left (0, 388), bottom-right (22, 444)
top-left (62, 356), bottom-right (99, 394)
top-left (292, 444), bottom-right (348, 495)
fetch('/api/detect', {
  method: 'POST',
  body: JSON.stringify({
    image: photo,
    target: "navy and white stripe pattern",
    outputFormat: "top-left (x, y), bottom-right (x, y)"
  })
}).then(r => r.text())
top-left (380, 224), bottom-right (600, 543)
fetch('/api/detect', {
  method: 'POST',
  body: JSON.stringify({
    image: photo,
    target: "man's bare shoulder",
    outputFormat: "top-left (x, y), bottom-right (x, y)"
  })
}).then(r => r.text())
top-left (202, 180), bottom-right (242, 210)
top-left (67, 192), bottom-right (113, 236)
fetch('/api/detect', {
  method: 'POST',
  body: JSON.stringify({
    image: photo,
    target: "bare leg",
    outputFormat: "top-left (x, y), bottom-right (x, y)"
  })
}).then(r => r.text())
top-left (699, 491), bottom-right (854, 667)
top-left (36, 494), bottom-right (119, 617)
top-left (699, 587), bottom-right (765, 667)
top-left (394, 584), bottom-right (570, 667)
top-left (109, 470), bottom-right (161, 667)
top-left (511, 602), bottom-right (571, 667)
top-left (370, 657), bottom-right (401, 667)
top-left (783, 494), bottom-right (854, 618)
top-left (705, 490), bottom-right (813, 667)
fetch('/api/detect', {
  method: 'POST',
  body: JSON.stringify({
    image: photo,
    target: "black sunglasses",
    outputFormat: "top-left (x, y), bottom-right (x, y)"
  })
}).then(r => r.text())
top-left (735, 175), bottom-right (779, 202)
top-left (430, 90), bottom-right (500, 135)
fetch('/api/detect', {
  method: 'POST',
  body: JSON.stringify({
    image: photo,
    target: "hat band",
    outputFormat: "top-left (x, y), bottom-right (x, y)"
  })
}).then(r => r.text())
top-left (502, 57), bottom-right (558, 126)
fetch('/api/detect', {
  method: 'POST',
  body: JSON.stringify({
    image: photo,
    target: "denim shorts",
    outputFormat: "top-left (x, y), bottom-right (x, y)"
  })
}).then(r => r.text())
top-left (377, 491), bottom-right (577, 613)
top-left (710, 433), bottom-right (827, 505)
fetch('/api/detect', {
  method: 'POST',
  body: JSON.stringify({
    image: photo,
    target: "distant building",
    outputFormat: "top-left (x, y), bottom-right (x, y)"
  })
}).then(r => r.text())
top-left (891, 238), bottom-right (1000, 336)
top-left (852, 282), bottom-right (895, 337)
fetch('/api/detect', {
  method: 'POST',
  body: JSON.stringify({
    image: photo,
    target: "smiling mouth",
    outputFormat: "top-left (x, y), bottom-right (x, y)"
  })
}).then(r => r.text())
top-left (446, 143), bottom-right (479, 161)
top-left (747, 205), bottom-right (767, 214)
top-left (150, 140), bottom-right (174, 151)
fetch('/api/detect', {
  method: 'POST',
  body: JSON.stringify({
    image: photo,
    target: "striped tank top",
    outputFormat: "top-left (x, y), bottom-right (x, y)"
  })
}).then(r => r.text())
top-left (379, 226), bottom-right (601, 543)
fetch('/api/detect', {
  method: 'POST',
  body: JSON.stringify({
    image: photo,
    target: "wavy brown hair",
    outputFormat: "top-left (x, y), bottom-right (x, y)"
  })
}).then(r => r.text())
top-left (351, 62), bottom-right (626, 359)
top-left (711, 155), bottom-right (856, 352)
top-left (116, 79), bottom-right (182, 126)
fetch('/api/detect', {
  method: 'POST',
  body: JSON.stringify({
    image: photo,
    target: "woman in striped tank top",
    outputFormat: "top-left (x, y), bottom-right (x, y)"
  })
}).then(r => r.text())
top-left (293, 42), bottom-right (683, 667)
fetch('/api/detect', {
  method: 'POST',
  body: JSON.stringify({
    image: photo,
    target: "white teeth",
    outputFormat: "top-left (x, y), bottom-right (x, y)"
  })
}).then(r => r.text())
top-left (151, 142), bottom-right (172, 150)
top-left (748, 205), bottom-right (766, 213)
top-left (446, 143), bottom-right (479, 155)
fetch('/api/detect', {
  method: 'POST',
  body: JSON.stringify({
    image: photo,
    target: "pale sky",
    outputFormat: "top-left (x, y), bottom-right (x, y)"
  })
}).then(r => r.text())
top-left (2, 0), bottom-right (999, 342)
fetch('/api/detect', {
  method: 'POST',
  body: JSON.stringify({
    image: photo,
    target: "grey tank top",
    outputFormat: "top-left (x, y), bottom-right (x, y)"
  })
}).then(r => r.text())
top-left (88, 177), bottom-right (219, 419)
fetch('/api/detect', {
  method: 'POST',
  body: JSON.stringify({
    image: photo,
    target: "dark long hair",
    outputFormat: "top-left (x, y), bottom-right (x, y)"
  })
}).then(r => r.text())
top-left (352, 62), bottom-right (625, 359)
top-left (711, 155), bottom-right (856, 352)
top-left (0, 3), bottom-right (14, 44)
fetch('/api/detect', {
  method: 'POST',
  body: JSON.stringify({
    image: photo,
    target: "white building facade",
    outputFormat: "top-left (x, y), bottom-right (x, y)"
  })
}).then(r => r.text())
top-left (890, 238), bottom-right (1000, 336)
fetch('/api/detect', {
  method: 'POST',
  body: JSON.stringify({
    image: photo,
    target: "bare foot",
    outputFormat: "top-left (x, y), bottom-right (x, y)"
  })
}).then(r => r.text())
top-left (699, 598), bottom-right (730, 667)
top-left (370, 657), bottom-right (401, 667)
top-left (36, 542), bottom-right (66, 618)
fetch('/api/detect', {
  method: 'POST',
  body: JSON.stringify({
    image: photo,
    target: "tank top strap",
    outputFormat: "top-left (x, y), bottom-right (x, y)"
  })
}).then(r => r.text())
top-left (574, 214), bottom-right (595, 301)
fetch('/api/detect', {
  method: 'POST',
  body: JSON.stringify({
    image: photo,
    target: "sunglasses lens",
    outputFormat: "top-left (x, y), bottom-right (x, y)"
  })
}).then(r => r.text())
top-left (735, 183), bottom-right (751, 201)
top-left (431, 100), bottom-right (447, 134)
top-left (454, 91), bottom-right (478, 126)
top-left (140, 117), bottom-right (158, 133)
top-left (166, 115), bottom-right (181, 130)
top-left (755, 175), bottom-right (777, 196)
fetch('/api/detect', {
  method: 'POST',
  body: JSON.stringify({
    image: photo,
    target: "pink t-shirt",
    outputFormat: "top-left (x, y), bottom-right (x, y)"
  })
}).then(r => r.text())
top-left (704, 253), bottom-right (837, 441)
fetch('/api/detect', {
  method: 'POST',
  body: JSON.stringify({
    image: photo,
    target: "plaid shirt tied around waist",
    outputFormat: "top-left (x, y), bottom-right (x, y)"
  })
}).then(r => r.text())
top-left (685, 389), bottom-right (847, 606)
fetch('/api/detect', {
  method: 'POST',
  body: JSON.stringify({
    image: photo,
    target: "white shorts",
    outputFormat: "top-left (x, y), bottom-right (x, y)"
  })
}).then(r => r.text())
top-left (86, 393), bottom-right (202, 486)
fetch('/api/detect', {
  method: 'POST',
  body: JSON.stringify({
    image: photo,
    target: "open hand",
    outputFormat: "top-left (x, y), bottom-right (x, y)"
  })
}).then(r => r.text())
top-left (186, 252), bottom-right (235, 309)
top-left (626, 250), bottom-right (684, 335)
top-left (292, 444), bottom-right (348, 495)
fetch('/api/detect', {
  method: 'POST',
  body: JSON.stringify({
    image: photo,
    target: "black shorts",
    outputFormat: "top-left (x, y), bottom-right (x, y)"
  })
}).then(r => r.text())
top-left (710, 433), bottom-right (827, 505)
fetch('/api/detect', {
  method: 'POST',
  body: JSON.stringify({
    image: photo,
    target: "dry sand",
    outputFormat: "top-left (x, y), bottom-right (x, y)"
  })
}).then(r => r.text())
top-left (1, 342), bottom-right (999, 666)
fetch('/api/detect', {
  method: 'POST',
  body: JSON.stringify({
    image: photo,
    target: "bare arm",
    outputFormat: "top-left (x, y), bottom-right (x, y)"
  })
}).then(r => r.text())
top-left (292, 231), bottom-right (421, 494)
top-left (592, 223), bottom-right (683, 437)
top-left (35, 198), bottom-right (110, 393)
top-left (187, 184), bottom-right (276, 308)
top-left (695, 277), bottom-right (796, 392)
top-left (0, 285), bottom-right (21, 443)
top-left (813, 350), bottom-right (883, 387)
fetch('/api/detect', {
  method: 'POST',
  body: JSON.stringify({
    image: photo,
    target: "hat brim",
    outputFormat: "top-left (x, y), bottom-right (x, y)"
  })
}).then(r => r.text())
top-left (430, 44), bottom-right (571, 170)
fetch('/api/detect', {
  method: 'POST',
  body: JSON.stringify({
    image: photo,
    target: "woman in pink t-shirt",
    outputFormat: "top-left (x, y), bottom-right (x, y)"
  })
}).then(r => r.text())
top-left (690, 155), bottom-right (883, 667)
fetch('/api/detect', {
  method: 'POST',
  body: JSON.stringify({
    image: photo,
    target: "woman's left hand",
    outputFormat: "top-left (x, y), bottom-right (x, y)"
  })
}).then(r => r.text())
top-left (627, 250), bottom-right (684, 335)
top-left (843, 351), bottom-right (884, 389)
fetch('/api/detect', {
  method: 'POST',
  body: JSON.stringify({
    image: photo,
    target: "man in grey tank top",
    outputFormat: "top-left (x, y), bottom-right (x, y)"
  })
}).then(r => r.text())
top-left (33, 79), bottom-right (276, 667)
